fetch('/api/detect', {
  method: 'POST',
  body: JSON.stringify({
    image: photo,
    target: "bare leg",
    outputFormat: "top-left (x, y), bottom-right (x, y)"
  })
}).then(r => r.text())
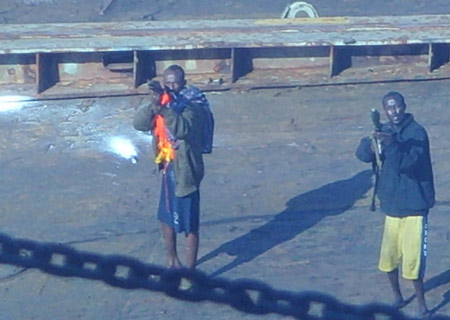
top-left (185, 231), bottom-right (199, 270)
top-left (160, 222), bottom-right (182, 268)
top-left (413, 278), bottom-right (430, 317)
top-left (387, 269), bottom-right (406, 308)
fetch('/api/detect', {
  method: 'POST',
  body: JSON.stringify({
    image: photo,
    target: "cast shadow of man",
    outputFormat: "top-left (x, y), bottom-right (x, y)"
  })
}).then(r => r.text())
top-left (198, 169), bottom-right (373, 277)
top-left (416, 268), bottom-right (450, 316)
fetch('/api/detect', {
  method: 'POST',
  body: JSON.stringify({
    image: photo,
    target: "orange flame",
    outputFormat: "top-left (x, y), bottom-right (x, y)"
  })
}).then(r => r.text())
top-left (154, 114), bottom-right (175, 164)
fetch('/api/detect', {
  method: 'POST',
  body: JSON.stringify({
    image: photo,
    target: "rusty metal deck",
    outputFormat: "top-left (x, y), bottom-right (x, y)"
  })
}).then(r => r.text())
top-left (1, 14), bottom-right (450, 99)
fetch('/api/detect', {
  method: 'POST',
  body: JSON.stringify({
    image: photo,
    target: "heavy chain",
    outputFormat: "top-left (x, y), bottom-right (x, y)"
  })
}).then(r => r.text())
top-left (0, 233), bottom-right (447, 320)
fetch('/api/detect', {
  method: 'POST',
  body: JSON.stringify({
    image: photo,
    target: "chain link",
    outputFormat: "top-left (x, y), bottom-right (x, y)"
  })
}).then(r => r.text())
top-left (0, 233), bottom-right (447, 320)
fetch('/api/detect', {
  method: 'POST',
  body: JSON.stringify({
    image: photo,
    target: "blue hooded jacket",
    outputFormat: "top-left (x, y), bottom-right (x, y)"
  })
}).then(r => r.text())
top-left (356, 113), bottom-right (435, 216)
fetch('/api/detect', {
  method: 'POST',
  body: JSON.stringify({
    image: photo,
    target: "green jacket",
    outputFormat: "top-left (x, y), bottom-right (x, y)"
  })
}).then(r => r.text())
top-left (133, 99), bottom-right (206, 197)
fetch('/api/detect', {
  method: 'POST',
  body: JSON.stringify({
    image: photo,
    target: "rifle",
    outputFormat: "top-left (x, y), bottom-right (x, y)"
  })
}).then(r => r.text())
top-left (370, 108), bottom-right (382, 211)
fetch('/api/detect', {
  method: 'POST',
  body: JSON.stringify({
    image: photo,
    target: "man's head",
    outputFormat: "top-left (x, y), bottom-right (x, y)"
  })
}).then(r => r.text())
top-left (382, 91), bottom-right (406, 125)
top-left (163, 65), bottom-right (186, 94)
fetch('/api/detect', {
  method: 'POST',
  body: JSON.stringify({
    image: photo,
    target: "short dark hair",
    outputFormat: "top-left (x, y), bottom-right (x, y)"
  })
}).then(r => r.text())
top-left (382, 91), bottom-right (406, 108)
top-left (165, 64), bottom-right (185, 80)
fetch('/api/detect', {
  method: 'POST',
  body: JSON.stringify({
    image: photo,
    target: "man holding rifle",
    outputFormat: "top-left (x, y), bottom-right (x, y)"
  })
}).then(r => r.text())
top-left (133, 65), bottom-right (209, 270)
top-left (355, 91), bottom-right (435, 318)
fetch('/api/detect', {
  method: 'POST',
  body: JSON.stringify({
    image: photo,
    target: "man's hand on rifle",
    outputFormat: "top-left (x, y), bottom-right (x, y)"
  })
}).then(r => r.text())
top-left (147, 80), bottom-right (164, 112)
top-left (373, 131), bottom-right (394, 146)
top-left (148, 80), bottom-right (163, 94)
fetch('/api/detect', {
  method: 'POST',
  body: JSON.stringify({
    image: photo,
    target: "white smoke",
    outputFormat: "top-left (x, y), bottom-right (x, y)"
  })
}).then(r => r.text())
top-left (107, 136), bottom-right (140, 163)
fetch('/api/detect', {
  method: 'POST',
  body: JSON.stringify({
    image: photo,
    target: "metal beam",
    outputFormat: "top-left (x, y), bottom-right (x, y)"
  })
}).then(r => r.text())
top-left (1, 15), bottom-right (450, 98)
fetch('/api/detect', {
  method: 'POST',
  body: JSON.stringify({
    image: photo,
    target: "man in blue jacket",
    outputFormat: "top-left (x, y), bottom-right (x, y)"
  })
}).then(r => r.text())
top-left (356, 91), bottom-right (435, 318)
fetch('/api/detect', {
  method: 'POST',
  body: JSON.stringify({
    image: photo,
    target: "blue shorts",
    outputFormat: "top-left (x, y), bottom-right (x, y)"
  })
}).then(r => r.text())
top-left (157, 164), bottom-right (200, 235)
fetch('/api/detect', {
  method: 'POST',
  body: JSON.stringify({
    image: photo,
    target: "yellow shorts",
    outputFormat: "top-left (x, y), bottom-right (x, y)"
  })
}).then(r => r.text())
top-left (378, 215), bottom-right (428, 280)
